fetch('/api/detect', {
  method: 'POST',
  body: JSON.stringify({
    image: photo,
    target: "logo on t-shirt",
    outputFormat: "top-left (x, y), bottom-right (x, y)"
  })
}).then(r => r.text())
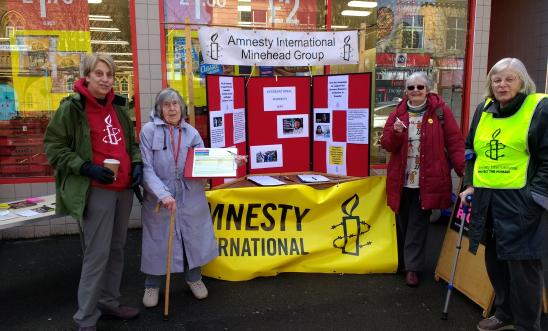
top-left (102, 114), bottom-right (122, 145)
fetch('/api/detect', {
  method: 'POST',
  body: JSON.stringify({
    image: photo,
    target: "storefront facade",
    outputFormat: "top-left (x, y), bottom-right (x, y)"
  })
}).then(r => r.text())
top-left (0, 0), bottom-right (497, 238)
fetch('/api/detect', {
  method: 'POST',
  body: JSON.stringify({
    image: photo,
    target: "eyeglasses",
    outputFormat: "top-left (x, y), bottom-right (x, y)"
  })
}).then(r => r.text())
top-left (407, 85), bottom-right (425, 91)
top-left (491, 76), bottom-right (518, 86)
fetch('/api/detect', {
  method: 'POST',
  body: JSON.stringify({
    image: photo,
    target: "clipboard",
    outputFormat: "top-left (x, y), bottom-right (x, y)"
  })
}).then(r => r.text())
top-left (184, 147), bottom-right (238, 178)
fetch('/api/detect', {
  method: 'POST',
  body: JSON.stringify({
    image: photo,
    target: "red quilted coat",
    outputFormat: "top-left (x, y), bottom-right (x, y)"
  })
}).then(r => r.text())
top-left (381, 93), bottom-right (465, 213)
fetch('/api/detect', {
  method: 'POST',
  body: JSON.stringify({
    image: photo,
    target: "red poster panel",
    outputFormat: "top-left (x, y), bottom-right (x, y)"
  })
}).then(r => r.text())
top-left (206, 75), bottom-right (247, 187)
top-left (7, 0), bottom-right (89, 31)
top-left (312, 73), bottom-right (372, 177)
top-left (246, 76), bottom-right (311, 174)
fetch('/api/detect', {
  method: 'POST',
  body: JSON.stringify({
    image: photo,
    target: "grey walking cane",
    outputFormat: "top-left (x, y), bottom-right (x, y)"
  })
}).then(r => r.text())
top-left (157, 203), bottom-right (176, 321)
top-left (441, 195), bottom-right (472, 320)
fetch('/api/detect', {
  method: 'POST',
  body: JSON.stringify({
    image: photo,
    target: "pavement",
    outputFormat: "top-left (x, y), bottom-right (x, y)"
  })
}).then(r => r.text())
top-left (1, 221), bottom-right (547, 331)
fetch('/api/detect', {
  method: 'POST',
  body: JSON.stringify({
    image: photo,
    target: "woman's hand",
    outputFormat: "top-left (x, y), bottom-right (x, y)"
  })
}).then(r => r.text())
top-left (161, 196), bottom-right (176, 213)
top-left (459, 186), bottom-right (474, 207)
top-left (234, 155), bottom-right (248, 168)
top-left (393, 117), bottom-right (406, 133)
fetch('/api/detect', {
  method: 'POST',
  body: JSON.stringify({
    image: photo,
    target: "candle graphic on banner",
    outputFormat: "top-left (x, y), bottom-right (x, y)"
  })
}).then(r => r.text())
top-left (343, 35), bottom-right (351, 61)
top-left (331, 194), bottom-right (371, 256)
top-left (210, 33), bottom-right (219, 61)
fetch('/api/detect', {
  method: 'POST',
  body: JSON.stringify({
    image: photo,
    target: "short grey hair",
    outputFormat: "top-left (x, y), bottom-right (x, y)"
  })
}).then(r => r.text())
top-left (83, 53), bottom-right (116, 77)
top-left (405, 72), bottom-right (433, 91)
top-left (154, 88), bottom-right (187, 120)
top-left (484, 58), bottom-right (536, 99)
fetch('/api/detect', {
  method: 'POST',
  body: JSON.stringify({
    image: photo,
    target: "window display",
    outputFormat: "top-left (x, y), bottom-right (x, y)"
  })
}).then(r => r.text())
top-left (0, 0), bottom-right (135, 179)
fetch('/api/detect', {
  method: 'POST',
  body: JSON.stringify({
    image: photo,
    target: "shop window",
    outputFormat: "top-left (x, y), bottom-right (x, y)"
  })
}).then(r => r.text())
top-left (446, 17), bottom-right (466, 51)
top-left (373, 2), bottom-right (468, 166)
top-left (402, 15), bottom-right (424, 49)
top-left (0, 1), bottom-right (136, 180)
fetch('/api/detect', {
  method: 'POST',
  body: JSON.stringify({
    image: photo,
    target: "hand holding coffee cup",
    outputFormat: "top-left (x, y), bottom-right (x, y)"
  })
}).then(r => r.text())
top-left (103, 159), bottom-right (120, 180)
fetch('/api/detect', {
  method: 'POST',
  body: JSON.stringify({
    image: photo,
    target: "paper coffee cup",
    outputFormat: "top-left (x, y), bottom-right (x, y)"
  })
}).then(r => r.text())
top-left (103, 159), bottom-right (120, 177)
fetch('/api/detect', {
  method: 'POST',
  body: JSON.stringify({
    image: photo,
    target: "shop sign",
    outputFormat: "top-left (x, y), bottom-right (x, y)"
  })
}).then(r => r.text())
top-left (8, 0), bottom-right (89, 30)
top-left (199, 27), bottom-right (358, 66)
top-left (199, 63), bottom-right (223, 77)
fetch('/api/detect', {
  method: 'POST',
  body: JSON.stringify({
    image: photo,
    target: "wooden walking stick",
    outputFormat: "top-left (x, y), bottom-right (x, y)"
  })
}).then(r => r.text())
top-left (163, 208), bottom-right (176, 321)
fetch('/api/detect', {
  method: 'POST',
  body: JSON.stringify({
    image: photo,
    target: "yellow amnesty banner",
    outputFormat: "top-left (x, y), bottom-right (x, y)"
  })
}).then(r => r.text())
top-left (203, 176), bottom-right (397, 281)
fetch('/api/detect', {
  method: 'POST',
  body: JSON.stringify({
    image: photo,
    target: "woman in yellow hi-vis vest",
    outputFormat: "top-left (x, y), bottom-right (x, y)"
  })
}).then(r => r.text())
top-left (460, 58), bottom-right (548, 331)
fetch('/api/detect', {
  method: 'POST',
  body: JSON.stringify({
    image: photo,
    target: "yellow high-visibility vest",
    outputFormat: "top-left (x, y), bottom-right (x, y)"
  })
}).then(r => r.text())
top-left (473, 93), bottom-right (546, 188)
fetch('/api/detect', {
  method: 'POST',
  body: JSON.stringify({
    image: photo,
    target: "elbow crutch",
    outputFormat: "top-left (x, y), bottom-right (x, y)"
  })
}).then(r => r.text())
top-left (441, 194), bottom-right (472, 320)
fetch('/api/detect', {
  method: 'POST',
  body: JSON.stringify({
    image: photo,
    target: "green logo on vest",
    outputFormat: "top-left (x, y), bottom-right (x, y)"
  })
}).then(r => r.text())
top-left (485, 128), bottom-right (505, 160)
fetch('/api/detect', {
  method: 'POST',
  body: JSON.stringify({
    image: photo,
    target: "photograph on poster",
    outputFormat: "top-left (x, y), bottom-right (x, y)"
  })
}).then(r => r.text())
top-left (277, 114), bottom-right (309, 138)
top-left (213, 116), bottom-right (223, 127)
top-left (314, 109), bottom-right (332, 141)
top-left (209, 113), bottom-right (226, 147)
top-left (315, 112), bottom-right (331, 123)
top-left (51, 70), bottom-right (78, 93)
top-left (250, 144), bottom-right (283, 169)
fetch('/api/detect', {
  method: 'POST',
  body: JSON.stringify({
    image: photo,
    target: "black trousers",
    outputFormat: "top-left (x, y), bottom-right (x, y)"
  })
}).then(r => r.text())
top-left (484, 224), bottom-right (544, 331)
top-left (397, 187), bottom-right (431, 273)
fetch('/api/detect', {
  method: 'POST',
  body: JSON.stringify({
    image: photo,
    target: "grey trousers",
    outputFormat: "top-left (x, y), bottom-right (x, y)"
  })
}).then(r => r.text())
top-left (73, 187), bottom-right (133, 327)
top-left (485, 225), bottom-right (544, 331)
top-left (397, 187), bottom-right (431, 272)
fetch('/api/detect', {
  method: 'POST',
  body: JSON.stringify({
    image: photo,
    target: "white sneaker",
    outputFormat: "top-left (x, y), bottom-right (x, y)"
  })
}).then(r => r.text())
top-left (142, 287), bottom-right (159, 307)
top-left (186, 279), bottom-right (208, 299)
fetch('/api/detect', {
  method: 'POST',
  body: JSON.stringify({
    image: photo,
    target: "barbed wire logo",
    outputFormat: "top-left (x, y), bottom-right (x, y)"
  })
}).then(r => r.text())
top-left (331, 194), bottom-right (371, 256)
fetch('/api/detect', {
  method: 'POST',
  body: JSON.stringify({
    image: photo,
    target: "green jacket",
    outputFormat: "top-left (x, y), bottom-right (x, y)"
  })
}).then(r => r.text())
top-left (44, 92), bottom-right (141, 220)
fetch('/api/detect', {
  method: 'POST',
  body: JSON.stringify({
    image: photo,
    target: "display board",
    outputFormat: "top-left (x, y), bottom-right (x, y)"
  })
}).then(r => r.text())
top-left (206, 75), bottom-right (247, 187)
top-left (312, 73), bottom-right (372, 176)
top-left (246, 76), bottom-right (311, 174)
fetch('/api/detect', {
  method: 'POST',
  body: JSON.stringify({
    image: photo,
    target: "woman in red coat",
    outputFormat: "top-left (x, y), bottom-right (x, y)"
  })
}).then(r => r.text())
top-left (381, 72), bottom-right (464, 287)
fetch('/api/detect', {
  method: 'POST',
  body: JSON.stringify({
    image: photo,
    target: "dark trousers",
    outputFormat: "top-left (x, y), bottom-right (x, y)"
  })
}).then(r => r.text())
top-left (484, 226), bottom-right (544, 331)
top-left (73, 187), bottom-right (133, 327)
top-left (397, 188), bottom-right (431, 272)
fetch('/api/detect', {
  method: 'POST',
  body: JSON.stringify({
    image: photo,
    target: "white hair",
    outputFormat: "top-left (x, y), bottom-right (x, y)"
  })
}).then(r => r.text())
top-left (484, 58), bottom-right (536, 99)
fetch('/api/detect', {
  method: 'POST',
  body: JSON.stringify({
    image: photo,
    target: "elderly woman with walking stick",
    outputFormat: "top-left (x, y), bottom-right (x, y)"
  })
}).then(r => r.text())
top-left (139, 88), bottom-right (246, 310)
top-left (459, 58), bottom-right (548, 331)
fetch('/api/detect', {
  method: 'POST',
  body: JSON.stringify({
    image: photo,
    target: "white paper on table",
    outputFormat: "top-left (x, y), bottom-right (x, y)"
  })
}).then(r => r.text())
top-left (328, 75), bottom-right (349, 110)
top-left (209, 112), bottom-right (226, 147)
top-left (297, 174), bottom-right (330, 183)
top-left (346, 108), bottom-right (369, 144)
top-left (233, 108), bottom-right (246, 144)
top-left (247, 175), bottom-right (286, 186)
top-left (14, 209), bottom-right (41, 217)
top-left (219, 76), bottom-right (234, 113)
top-left (326, 141), bottom-right (347, 175)
top-left (249, 144), bottom-right (283, 169)
top-left (192, 147), bottom-right (237, 177)
top-left (263, 86), bottom-right (296, 111)
top-left (0, 210), bottom-right (17, 221)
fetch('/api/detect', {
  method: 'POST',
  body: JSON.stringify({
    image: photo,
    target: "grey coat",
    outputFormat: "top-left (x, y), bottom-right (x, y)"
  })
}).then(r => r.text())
top-left (140, 113), bottom-right (218, 275)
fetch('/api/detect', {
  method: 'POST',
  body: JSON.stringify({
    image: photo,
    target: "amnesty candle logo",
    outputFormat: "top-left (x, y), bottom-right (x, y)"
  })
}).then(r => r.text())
top-left (331, 194), bottom-right (371, 256)
top-left (102, 114), bottom-right (122, 145)
top-left (485, 128), bottom-right (506, 160)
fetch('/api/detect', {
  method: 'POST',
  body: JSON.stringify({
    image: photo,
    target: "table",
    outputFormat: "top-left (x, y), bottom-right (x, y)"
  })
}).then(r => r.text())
top-left (0, 194), bottom-right (56, 230)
